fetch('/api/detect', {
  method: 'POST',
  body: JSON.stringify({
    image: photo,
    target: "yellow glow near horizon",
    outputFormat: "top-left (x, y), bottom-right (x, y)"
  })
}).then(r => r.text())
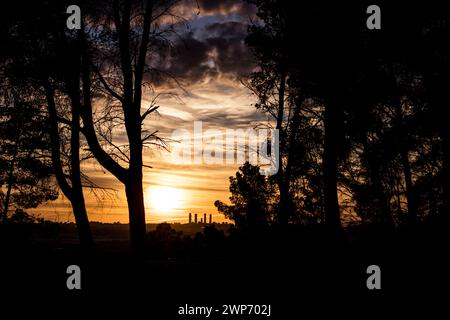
top-left (147, 186), bottom-right (183, 213)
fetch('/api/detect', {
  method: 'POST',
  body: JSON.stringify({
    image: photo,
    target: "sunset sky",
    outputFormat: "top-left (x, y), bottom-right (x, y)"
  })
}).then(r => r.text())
top-left (33, 0), bottom-right (267, 224)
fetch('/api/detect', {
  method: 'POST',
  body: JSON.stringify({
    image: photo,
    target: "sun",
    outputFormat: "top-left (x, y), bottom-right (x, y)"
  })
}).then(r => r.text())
top-left (147, 186), bottom-right (182, 213)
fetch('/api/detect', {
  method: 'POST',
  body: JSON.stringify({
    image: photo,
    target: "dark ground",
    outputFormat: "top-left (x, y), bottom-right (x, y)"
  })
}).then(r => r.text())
top-left (0, 222), bottom-right (447, 318)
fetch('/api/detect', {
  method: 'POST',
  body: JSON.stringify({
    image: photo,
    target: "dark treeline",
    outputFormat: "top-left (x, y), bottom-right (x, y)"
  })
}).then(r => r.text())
top-left (216, 1), bottom-right (449, 233)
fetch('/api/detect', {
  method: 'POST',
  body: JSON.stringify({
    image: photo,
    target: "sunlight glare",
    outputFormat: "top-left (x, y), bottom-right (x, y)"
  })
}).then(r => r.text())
top-left (148, 186), bottom-right (183, 213)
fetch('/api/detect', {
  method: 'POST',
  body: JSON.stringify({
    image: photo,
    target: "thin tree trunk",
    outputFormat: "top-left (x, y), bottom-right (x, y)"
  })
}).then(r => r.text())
top-left (401, 149), bottom-right (418, 225)
top-left (69, 82), bottom-right (94, 254)
top-left (323, 100), bottom-right (341, 229)
top-left (362, 139), bottom-right (393, 226)
top-left (275, 71), bottom-right (290, 226)
top-left (442, 131), bottom-right (449, 224)
top-left (371, 169), bottom-right (393, 226)
top-left (2, 146), bottom-right (17, 218)
top-left (393, 102), bottom-right (418, 225)
top-left (71, 188), bottom-right (94, 254)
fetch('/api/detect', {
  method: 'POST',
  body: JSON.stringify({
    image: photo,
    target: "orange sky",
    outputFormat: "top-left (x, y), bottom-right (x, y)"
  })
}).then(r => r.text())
top-left (32, 80), bottom-right (263, 224)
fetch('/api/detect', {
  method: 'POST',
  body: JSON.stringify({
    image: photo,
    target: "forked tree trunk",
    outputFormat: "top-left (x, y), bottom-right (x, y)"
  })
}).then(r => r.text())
top-left (43, 74), bottom-right (94, 255)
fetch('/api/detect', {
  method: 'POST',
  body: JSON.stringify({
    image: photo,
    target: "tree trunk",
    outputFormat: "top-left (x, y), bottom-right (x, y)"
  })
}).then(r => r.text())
top-left (275, 71), bottom-right (290, 226)
top-left (442, 130), bottom-right (450, 223)
top-left (70, 189), bottom-right (94, 254)
top-left (43, 74), bottom-right (94, 255)
top-left (77, 0), bottom-right (154, 252)
top-left (401, 149), bottom-right (418, 225)
top-left (2, 146), bottom-right (17, 218)
top-left (323, 100), bottom-right (341, 229)
top-left (124, 97), bottom-right (147, 252)
top-left (277, 179), bottom-right (290, 225)
top-left (125, 100), bottom-right (147, 251)
top-left (125, 170), bottom-right (147, 253)
top-left (362, 139), bottom-right (393, 226)
top-left (69, 84), bottom-right (94, 255)
top-left (393, 101), bottom-right (418, 225)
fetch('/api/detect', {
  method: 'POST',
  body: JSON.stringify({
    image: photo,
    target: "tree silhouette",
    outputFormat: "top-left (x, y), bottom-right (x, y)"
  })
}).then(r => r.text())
top-left (1, 0), bottom-right (183, 252)
top-left (215, 162), bottom-right (276, 231)
top-left (246, 1), bottom-right (366, 229)
top-left (339, 2), bottom-right (449, 226)
top-left (244, 0), bottom-right (449, 229)
top-left (0, 87), bottom-right (58, 221)
top-left (74, 0), bottom-right (181, 252)
top-left (1, 0), bottom-right (99, 252)
top-left (245, 6), bottom-right (294, 226)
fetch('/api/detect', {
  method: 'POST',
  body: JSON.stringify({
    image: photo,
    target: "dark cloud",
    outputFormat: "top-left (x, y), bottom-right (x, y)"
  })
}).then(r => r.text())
top-left (204, 20), bottom-right (247, 37)
top-left (204, 21), bottom-right (253, 75)
top-left (159, 21), bottom-right (255, 86)
top-left (164, 34), bottom-right (220, 83)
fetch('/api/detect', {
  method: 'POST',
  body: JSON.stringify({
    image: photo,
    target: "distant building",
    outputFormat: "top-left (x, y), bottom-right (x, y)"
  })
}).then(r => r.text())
top-left (189, 213), bottom-right (192, 224)
top-left (209, 214), bottom-right (212, 224)
top-left (194, 213), bottom-right (197, 224)
top-left (204, 213), bottom-right (207, 224)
